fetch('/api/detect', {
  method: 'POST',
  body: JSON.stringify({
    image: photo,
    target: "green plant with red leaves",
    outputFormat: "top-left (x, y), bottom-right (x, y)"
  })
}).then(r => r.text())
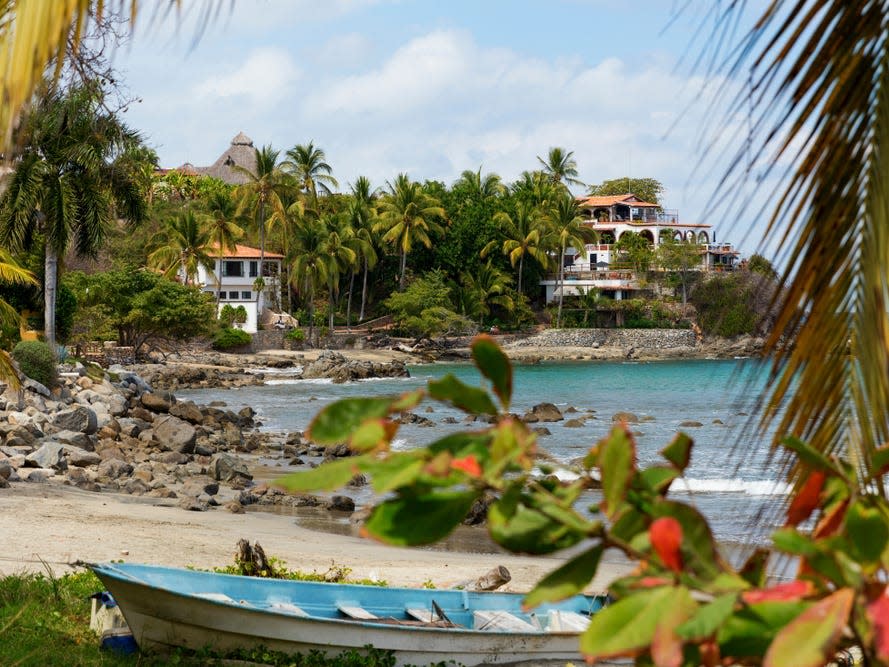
top-left (278, 336), bottom-right (889, 666)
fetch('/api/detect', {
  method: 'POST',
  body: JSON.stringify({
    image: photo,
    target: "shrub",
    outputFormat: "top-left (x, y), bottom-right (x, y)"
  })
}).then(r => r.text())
top-left (212, 327), bottom-right (251, 350)
top-left (285, 328), bottom-right (305, 342)
top-left (12, 340), bottom-right (56, 388)
top-left (219, 304), bottom-right (248, 327)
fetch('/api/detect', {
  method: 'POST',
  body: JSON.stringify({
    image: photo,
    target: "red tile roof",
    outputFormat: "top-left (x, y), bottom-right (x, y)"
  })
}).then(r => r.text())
top-left (209, 244), bottom-right (284, 259)
top-left (578, 194), bottom-right (659, 208)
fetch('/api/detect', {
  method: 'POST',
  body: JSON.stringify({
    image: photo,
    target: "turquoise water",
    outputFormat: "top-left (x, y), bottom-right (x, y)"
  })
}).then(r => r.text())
top-left (179, 359), bottom-right (784, 546)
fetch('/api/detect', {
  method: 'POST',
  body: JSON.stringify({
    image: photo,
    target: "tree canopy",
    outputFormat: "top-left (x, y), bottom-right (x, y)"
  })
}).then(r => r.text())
top-left (588, 177), bottom-right (664, 205)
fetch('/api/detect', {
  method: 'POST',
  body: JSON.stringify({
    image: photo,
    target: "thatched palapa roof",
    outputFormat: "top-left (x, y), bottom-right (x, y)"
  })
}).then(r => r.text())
top-left (188, 132), bottom-right (257, 185)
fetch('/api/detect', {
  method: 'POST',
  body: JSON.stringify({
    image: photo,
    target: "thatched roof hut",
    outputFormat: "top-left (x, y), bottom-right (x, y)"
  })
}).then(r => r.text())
top-left (191, 132), bottom-right (257, 185)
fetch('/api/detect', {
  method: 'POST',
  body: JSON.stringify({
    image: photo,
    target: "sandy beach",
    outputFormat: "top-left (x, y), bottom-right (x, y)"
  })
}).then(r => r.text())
top-left (0, 482), bottom-right (632, 592)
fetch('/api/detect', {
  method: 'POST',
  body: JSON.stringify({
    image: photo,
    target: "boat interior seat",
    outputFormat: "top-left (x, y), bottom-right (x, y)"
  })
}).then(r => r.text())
top-left (545, 610), bottom-right (590, 632)
top-left (337, 604), bottom-right (379, 620)
top-left (405, 607), bottom-right (440, 623)
top-left (195, 592), bottom-right (248, 605)
top-left (268, 601), bottom-right (309, 617)
top-left (473, 610), bottom-right (538, 632)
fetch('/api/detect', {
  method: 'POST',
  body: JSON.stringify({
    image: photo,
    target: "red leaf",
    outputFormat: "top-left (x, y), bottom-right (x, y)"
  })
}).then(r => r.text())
top-left (451, 454), bottom-right (482, 477)
top-left (700, 641), bottom-right (720, 667)
top-left (867, 587), bottom-right (889, 661)
top-left (786, 470), bottom-right (826, 526)
top-left (637, 576), bottom-right (673, 588)
top-left (650, 517), bottom-right (683, 572)
top-left (813, 498), bottom-right (848, 539)
top-left (742, 580), bottom-right (814, 604)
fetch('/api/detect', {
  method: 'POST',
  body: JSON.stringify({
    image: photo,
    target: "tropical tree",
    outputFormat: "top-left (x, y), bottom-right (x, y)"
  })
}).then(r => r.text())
top-left (544, 192), bottom-right (597, 327)
top-left (348, 176), bottom-right (380, 323)
top-left (319, 214), bottom-right (357, 330)
top-left (0, 249), bottom-right (38, 386)
top-left (376, 174), bottom-right (446, 290)
top-left (289, 215), bottom-right (328, 342)
top-left (613, 230), bottom-right (655, 274)
top-left (147, 211), bottom-right (215, 286)
top-left (454, 168), bottom-right (505, 201)
top-left (457, 261), bottom-right (514, 327)
top-left (537, 147), bottom-right (584, 189)
top-left (481, 202), bottom-right (550, 295)
top-left (284, 141), bottom-right (338, 209)
top-left (203, 190), bottom-right (244, 307)
top-left (657, 236), bottom-right (702, 307)
top-left (233, 145), bottom-right (290, 310)
top-left (587, 177), bottom-right (665, 205)
top-left (0, 82), bottom-right (147, 351)
top-left (511, 170), bottom-right (559, 209)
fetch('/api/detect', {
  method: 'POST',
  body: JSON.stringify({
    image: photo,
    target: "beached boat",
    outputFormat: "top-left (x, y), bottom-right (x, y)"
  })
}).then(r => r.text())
top-left (91, 562), bottom-right (607, 666)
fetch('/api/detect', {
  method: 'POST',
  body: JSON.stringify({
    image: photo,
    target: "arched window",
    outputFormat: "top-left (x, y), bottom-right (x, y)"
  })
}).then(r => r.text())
top-left (698, 231), bottom-right (709, 243)
top-left (639, 230), bottom-right (655, 244)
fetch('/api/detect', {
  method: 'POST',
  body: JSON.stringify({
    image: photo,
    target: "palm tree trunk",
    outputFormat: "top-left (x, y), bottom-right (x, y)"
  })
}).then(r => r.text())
top-left (328, 276), bottom-right (335, 331)
top-left (307, 280), bottom-right (315, 344)
top-left (346, 271), bottom-right (355, 330)
top-left (359, 259), bottom-right (369, 322)
top-left (517, 254), bottom-right (524, 295)
top-left (215, 253), bottom-right (223, 311)
top-left (44, 244), bottom-right (58, 354)
top-left (257, 197), bottom-right (266, 319)
top-left (399, 247), bottom-right (407, 290)
top-left (556, 247), bottom-right (565, 328)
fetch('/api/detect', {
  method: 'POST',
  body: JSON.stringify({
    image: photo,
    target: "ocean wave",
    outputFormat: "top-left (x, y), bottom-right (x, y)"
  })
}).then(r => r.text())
top-left (676, 478), bottom-right (791, 496)
top-left (390, 438), bottom-right (409, 450)
top-left (264, 378), bottom-right (333, 386)
top-left (247, 366), bottom-right (304, 375)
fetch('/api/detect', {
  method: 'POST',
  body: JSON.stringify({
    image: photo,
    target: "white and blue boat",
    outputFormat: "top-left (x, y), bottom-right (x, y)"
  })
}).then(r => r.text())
top-left (90, 562), bottom-right (607, 666)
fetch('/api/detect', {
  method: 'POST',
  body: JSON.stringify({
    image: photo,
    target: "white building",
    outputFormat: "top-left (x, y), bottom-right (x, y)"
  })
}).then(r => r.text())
top-left (196, 244), bottom-right (284, 333)
top-left (541, 194), bottom-right (740, 302)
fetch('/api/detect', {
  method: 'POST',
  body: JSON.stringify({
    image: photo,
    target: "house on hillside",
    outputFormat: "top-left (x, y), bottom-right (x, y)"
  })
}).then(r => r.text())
top-left (541, 193), bottom-right (740, 302)
top-left (195, 244), bottom-right (284, 333)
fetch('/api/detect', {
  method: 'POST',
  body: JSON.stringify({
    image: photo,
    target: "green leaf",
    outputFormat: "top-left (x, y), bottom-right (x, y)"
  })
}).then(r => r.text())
top-left (428, 374), bottom-right (498, 416)
top-left (763, 588), bottom-right (853, 667)
top-left (846, 499), bottom-right (888, 565)
top-left (363, 490), bottom-right (479, 546)
top-left (780, 436), bottom-right (840, 475)
top-left (523, 544), bottom-right (604, 608)
top-left (676, 593), bottom-right (738, 641)
top-left (389, 389), bottom-right (425, 412)
top-left (488, 485), bottom-right (584, 554)
top-left (771, 528), bottom-right (848, 585)
top-left (276, 456), bottom-right (365, 492)
top-left (362, 453), bottom-right (425, 493)
top-left (471, 335), bottom-right (513, 409)
top-left (718, 601), bottom-right (810, 659)
top-left (638, 466), bottom-right (679, 495)
top-left (428, 431), bottom-right (492, 456)
top-left (598, 426), bottom-right (636, 520)
top-left (609, 506), bottom-right (647, 543)
top-left (739, 548), bottom-right (771, 588)
top-left (348, 419), bottom-right (397, 452)
top-left (308, 398), bottom-right (395, 444)
top-left (580, 586), bottom-right (684, 659)
top-left (868, 444), bottom-right (889, 479)
top-left (651, 500), bottom-right (722, 580)
top-left (661, 432), bottom-right (693, 471)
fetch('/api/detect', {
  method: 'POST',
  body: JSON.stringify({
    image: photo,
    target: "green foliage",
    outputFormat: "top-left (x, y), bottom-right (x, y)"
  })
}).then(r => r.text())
top-left (747, 253), bottom-right (779, 280)
top-left (286, 328), bottom-right (306, 342)
top-left (219, 304), bottom-right (248, 327)
top-left (383, 271), bottom-right (473, 338)
top-left (690, 274), bottom-right (763, 337)
top-left (11, 340), bottom-right (56, 387)
top-left (279, 338), bottom-right (889, 665)
top-left (587, 177), bottom-right (665, 205)
top-left (613, 231), bottom-right (655, 272)
top-left (212, 327), bottom-right (251, 350)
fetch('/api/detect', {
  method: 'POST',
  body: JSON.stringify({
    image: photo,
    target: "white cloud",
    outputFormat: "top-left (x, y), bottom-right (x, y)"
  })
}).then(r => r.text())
top-left (195, 47), bottom-right (300, 102)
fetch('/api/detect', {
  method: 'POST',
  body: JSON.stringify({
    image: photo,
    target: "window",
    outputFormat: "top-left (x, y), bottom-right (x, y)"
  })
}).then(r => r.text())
top-left (249, 261), bottom-right (258, 277)
top-left (228, 291), bottom-right (240, 300)
top-left (241, 291), bottom-right (252, 300)
top-left (219, 291), bottom-right (228, 301)
top-left (222, 261), bottom-right (243, 277)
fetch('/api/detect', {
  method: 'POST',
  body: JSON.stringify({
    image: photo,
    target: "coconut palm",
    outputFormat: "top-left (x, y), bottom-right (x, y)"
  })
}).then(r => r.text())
top-left (284, 141), bottom-right (339, 209)
top-left (376, 174), bottom-right (446, 290)
top-left (511, 170), bottom-right (559, 209)
top-left (0, 248), bottom-right (38, 387)
top-left (454, 168), bottom-right (505, 200)
top-left (720, 1), bottom-right (889, 490)
top-left (319, 214), bottom-right (357, 330)
top-left (481, 202), bottom-right (550, 295)
top-left (203, 191), bottom-right (243, 307)
top-left (147, 211), bottom-right (215, 286)
top-left (349, 176), bottom-right (380, 322)
top-left (537, 147), bottom-right (584, 189)
top-left (457, 260), bottom-right (514, 327)
top-left (0, 82), bottom-right (146, 351)
top-left (544, 192), bottom-right (597, 328)
top-left (233, 145), bottom-right (289, 310)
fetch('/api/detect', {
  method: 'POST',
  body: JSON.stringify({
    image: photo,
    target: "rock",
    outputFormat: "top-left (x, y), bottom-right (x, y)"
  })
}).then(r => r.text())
top-left (65, 447), bottom-right (102, 467)
top-left (238, 406), bottom-right (255, 423)
top-left (181, 477), bottom-right (220, 497)
top-left (25, 443), bottom-right (67, 470)
top-left (153, 414), bottom-right (197, 453)
top-left (224, 501), bottom-right (245, 514)
top-left (525, 403), bottom-right (563, 422)
top-left (0, 477), bottom-right (8, 488)
top-left (51, 429), bottom-right (94, 450)
top-left (712, 418), bottom-right (725, 425)
top-left (52, 406), bottom-right (98, 435)
top-left (0, 460), bottom-right (12, 479)
top-left (326, 495), bottom-right (355, 512)
top-left (141, 391), bottom-right (175, 412)
top-left (611, 411), bottom-right (640, 424)
top-left (639, 415), bottom-right (656, 423)
top-left (442, 417), bottom-right (459, 424)
top-left (563, 418), bottom-right (586, 428)
top-left (22, 468), bottom-right (53, 482)
top-left (169, 401), bottom-right (203, 424)
top-left (532, 426), bottom-right (552, 436)
top-left (96, 458), bottom-right (133, 480)
top-left (679, 420), bottom-right (703, 428)
top-left (208, 453), bottom-right (253, 483)
top-left (177, 497), bottom-right (209, 512)
top-left (565, 406), bottom-right (578, 413)
top-left (122, 478), bottom-right (150, 495)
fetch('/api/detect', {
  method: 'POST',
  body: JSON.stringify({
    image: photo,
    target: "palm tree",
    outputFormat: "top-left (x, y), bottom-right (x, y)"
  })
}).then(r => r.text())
top-left (233, 145), bottom-right (289, 312)
top-left (284, 141), bottom-right (339, 209)
top-left (347, 176), bottom-right (380, 323)
top-left (376, 174), bottom-right (446, 290)
top-left (454, 168), bottom-right (505, 200)
top-left (0, 248), bottom-right (38, 387)
top-left (458, 260), bottom-right (514, 327)
top-left (537, 147), bottom-right (584, 189)
top-left (203, 191), bottom-right (243, 307)
top-left (147, 211), bottom-right (215, 286)
top-left (0, 82), bottom-right (146, 351)
top-left (511, 170), bottom-right (559, 209)
top-left (544, 192), bottom-right (597, 328)
top-left (289, 216), bottom-right (328, 342)
top-left (319, 214), bottom-right (357, 330)
top-left (481, 202), bottom-right (550, 295)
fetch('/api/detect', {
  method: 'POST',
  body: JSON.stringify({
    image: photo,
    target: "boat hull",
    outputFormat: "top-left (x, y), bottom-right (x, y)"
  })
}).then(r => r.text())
top-left (91, 563), bottom-right (603, 667)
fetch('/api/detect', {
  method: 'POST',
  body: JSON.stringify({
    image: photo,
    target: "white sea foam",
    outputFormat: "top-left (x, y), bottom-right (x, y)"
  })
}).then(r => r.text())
top-left (265, 378), bottom-right (333, 386)
top-left (676, 478), bottom-right (791, 496)
top-left (391, 438), bottom-right (409, 451)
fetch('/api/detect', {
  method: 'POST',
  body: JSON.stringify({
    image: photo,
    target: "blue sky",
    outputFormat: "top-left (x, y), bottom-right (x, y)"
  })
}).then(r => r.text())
top-left (113, 1), bottom-right (773, 255)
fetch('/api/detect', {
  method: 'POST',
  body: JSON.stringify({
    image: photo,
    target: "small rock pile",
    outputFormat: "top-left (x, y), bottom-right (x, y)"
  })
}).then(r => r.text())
top-left (301, 350), bottom-right (409, 384)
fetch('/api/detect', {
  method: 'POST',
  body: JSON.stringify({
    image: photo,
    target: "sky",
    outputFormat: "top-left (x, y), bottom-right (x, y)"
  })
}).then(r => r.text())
top-left (111, 0), bottom-right (776, 256)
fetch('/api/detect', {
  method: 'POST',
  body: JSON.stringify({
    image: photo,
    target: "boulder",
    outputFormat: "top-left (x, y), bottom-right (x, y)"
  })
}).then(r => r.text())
top-left (22, 468), bottom-right (53, 482)
top-left (141, 391), bottom-right (174, 413)
top-left (525, 403), bottom-right (563, 422)
top-left (96, 458), bottom-right (133, 480)
top-left (169, 401), bottom-right (203, 424)
top-left (53, 406), bottom-right (98, 435)
top-left (326, 495), bottom-right (355, 512)
top-left (563, 418), bottom-right (586, 428)
top-left (177, 497), bottom-right (209, 512)
top-left (64, 447), bottom-right (102, 467)
top-left (208, 453), bottom-right (252, 483)
top-left (224, 501), bottom-right (245, 514)
top-left (107, 395), bottom-right (128, 417)
top-left (51, 430), bottom-right (93, 450)
top-left (25, 443), bottom-right (67, 470)
top-left (532, 426), bottom-right (552, 437)
top-left (679, 420), bottom-right (703, 428)
top-left (181, 477), bottom-right (220, 497)
top-left (153, 414), bottom-right (196, 454)
top-left (611, 411), bottom-right (640, 424)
